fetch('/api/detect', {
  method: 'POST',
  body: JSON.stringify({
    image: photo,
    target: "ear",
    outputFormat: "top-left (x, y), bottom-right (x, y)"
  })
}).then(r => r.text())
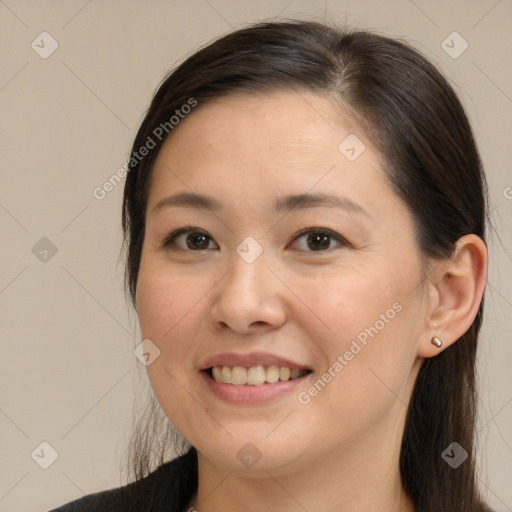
top-left (418, 234), bottom-right (488, 358)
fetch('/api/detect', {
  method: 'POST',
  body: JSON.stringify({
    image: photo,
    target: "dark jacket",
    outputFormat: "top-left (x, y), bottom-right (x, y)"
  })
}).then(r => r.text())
top-left (48, 449), bottom-right (198, 512)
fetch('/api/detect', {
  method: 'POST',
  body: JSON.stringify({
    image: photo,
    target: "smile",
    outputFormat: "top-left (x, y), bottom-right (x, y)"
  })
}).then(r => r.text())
top-left (208, 365), bottom-right (310, 385)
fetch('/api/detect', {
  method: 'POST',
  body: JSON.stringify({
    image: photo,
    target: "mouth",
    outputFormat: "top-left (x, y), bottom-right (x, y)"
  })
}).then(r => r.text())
top-left (205, 365), bottom-right (312, 386)
top-left (199, 352), bottom-right (313, 404)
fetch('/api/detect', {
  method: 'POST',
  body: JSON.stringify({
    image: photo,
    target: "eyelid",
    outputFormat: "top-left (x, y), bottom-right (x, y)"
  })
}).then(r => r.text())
top-left (160, 226), bottom-right (350, 251)
top-left (160, 227), bottom-right (218, 250)
top-left (289, 227), bottom-right (350, 250)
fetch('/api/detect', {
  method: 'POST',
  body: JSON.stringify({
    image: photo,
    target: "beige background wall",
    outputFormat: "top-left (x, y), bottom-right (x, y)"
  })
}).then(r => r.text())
top-left (0, 1), bottom-right (510, 511)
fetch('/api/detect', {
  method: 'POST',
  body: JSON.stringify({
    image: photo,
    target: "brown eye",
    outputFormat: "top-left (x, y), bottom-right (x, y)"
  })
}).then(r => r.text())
top-left (162, 229), bottom-right (218, 251)
top-left (291, 228), bottom-right (348, 252)
top-left (305, 232), bottom-right (331, 251)
top-left (184, 232), bottom-right (211, 250)
top-left (161, 227), bottom-right (347, 253)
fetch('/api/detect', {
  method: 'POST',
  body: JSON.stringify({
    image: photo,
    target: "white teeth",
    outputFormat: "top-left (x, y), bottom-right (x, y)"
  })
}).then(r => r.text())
top-left (210, 365), bottom-right (308, 385)
top-left (279, 367), bottom-right (290, 381)
top-left (212, 366), bottom-right (222, 381)
top-left (247, 366), bottom-right (266, 385)
top-left (266, 365), bottom-right (280, 383)
top-left (221, 365), bottom-right (232, 384)
top-left (231, 366), bottom-right (247, 385)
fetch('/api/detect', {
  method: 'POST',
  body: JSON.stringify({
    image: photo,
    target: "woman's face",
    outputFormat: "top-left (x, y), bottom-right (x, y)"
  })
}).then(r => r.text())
top-left (136, 91), bottom-right (429, 475)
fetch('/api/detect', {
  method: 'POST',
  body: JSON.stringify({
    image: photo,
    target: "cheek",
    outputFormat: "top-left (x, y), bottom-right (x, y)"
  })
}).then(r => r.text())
top-left (135, 259), bottom-right (215, 373)
top-left (294, 269), bottom-right (399, 351)
top-left (291, 266), bottom-right (418, 407)
top-left (135, 263), bottom-right (203, 417)
top-left (136, 266), bottom-right (176, 340)
top-left (137, 258), bottom-right (201, 337)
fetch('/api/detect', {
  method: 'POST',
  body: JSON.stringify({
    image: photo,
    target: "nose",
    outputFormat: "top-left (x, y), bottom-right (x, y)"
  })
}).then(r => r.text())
top-left (209, 252), bottom-right (287, 335)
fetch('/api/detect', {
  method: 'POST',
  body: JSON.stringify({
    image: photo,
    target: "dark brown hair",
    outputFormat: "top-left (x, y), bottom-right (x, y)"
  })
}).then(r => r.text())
top-left (122, 20), bottom-right (491, 511)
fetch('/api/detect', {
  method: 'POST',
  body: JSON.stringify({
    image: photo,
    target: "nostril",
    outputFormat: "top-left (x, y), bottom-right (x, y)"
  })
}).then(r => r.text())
top-left (249, 321), bottom-right (267, 328)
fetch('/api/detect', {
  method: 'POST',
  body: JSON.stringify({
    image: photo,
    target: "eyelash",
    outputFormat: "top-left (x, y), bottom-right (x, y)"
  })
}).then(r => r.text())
top-left (160, 226), bottom-right (350, 253)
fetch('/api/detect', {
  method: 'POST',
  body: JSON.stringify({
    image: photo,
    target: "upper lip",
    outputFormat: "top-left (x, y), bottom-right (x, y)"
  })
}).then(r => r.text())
top-left (200, 351), bottom-right (312, 371)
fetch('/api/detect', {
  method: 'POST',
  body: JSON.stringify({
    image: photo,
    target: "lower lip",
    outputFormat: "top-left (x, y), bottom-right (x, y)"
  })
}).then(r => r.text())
top-left (200, 371), bottom-right (311, 405)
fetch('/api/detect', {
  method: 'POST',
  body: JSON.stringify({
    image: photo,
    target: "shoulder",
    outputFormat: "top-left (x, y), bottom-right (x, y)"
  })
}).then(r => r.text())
top-left (47, 449), bottom-right (197, 512)
top-left (48, 486), bottom-right (125, 512)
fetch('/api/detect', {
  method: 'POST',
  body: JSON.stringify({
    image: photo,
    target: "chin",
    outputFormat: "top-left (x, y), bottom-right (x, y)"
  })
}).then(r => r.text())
top-left (192, 430), bottom-right (313, 477)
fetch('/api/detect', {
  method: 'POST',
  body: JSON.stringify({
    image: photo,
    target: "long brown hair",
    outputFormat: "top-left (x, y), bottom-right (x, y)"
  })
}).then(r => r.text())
top-left (122, 20), bottom-right (491, 511)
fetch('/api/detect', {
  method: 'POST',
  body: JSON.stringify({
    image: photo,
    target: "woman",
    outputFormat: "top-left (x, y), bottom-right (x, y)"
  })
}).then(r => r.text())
top-left (51, 20), bottom-right (492, 512)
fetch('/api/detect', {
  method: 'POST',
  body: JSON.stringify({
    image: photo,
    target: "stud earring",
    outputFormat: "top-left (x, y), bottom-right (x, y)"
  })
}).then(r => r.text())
top-left (431, 336), bottom-right (443, 348)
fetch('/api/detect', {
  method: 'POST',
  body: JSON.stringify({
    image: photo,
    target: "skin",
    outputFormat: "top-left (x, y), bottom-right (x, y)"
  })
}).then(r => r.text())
top-left (135, 91), bottom-right (487, 512)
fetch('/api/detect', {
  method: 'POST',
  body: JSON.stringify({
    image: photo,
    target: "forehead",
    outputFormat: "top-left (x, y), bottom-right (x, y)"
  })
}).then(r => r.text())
top-left (152, 91), bottom-right (363, 176)
top-left (147, 90), bottom-right (401, 222)
top-left (164, 90), bottom-right (355, 158)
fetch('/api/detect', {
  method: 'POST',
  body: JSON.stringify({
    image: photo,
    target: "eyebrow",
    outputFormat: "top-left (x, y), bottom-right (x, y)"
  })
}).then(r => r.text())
top-left (151, 191), bottom-right (370, 217)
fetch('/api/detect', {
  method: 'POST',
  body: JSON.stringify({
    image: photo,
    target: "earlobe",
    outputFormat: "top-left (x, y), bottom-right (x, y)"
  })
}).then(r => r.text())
top-left (418, 234), bottom-right (487, 358)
